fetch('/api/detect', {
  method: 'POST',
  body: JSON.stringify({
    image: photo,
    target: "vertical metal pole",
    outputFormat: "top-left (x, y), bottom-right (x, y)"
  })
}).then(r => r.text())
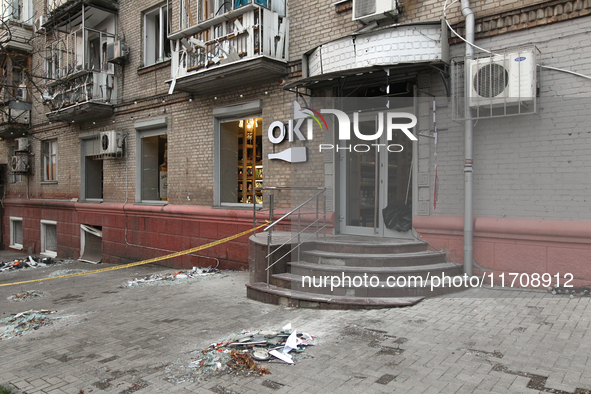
top-left (323, 190), bottom-right (326, 242)
top-left (253, 187), bottom-right (256, 230)
top-left (462, 0), bottom-right (475, 277)
top-left (267, 193), bottom-right (274, 286)
top-left (374, 137), bottom-right (379, 235)
top-left (315, 194), bottom-right (319, 239)
top-left (297, 209), bottom-right (301, 263)
top-left (82, 6), bottom-right (85, 70)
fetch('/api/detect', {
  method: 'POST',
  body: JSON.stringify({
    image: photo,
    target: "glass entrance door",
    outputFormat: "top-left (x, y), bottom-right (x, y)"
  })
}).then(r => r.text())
top-left (339, 112), bottom-right (414, 238)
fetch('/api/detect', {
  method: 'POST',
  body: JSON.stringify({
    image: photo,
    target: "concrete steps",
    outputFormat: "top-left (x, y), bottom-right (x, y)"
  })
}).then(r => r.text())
top-left (247, 234), bottom-right (467, 309)
top-left (246, 282), bottom-right (424, 309)
top-left (270, 272), bottom-right (468, 298)
top-left (301, 249), bottom-right (448, 267)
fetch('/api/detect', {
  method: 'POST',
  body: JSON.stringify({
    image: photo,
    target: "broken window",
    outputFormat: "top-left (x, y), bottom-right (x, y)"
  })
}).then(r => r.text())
top-left (9, 217), bottom-right (23, 250)
top-left (42, 139), bottom-right (57, 182)
top-left (219, 117), bottom-right (263, 204)
top-left (80, 224), bottom-right (102, 264)
top-left (40, 220), bottom-right (57, 258)
top-left (144, 3), bottom-right (172, 66)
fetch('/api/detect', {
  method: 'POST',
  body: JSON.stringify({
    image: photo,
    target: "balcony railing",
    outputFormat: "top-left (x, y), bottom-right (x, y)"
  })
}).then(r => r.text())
top-left (0, 83), bottom-right (31, 135)
top-left (169, 0), bottom-right (288, 93)
top-left (0, 106), bottom-right (30, 125)
top-left (0, 20), bottom-right (34, 53)
top-left (44, 27), bottom-right (117, 113)
top-left (45, 70), bottom-right (115, 111)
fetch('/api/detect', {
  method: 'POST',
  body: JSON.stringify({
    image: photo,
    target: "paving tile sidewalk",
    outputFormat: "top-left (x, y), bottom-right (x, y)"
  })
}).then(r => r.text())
top-left (0, 255), bottom-right (590, 394)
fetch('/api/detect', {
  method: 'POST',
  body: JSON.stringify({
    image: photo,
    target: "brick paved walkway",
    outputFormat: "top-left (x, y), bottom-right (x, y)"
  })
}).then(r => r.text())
top-left (1, 259), bottom-right (590, 394)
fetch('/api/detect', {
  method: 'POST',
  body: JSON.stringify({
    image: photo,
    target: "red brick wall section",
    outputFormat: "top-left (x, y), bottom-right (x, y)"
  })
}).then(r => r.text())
top-left (413, 215), bottom-right (591, 288)
top-left (2, 199), bottom-right (263, 270)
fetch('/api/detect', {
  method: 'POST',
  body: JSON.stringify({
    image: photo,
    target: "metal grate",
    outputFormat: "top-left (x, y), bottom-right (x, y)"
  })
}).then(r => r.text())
top-left (451, 46), bottom-right (539, 121)
top-left (473, 63), bottom-right (508, 98)
top-left (354, 0), bottom-right (376, 18)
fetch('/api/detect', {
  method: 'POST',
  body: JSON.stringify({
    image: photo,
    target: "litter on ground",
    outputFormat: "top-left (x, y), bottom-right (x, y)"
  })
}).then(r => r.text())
top-left (8, 290), bottom-right (46, 302)
top-left (0, 310), bottom-right (59, 340)
top-left (122, 267), bottom-right (227, 287)
top-left (189, 324), bottom-right (317, 376)
top-left (0, 256), bottom-right (57, 273)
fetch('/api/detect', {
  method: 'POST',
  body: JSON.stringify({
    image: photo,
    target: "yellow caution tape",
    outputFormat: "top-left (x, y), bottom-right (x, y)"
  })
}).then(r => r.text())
top-left (0, 223), bottom-right (268, 288)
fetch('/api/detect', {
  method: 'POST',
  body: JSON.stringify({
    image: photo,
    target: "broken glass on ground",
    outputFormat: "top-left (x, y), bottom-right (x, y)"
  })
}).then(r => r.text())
top-left (8, 290), bottom-right (46, 302)
top-left (189, 325), bottom-right (317, 376)
top-left (122, 267), bottom-right (228, 288)
top-left (0, 310), bottom-right (59, 340)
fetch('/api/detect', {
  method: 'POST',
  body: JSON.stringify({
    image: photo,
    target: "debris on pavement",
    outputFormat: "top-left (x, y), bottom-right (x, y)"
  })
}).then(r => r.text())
top-left (0, 310), bottom-right (59, 340)
top-left (8, 290), bottom-right (46, 302)
top-left (48, 269), bottom-right (87, 278)
top-left (122, 267), bottom-right (227, 288)
top-left (0, 256), bottom-right (57, 273)
top-left (189, 324), bottom-right (317, 376)
top-left (548, 286), bottom-right (591, 297)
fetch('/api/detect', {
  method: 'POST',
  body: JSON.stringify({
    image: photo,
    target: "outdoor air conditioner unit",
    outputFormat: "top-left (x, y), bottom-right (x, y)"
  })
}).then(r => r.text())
top-left (352, 0), bottom-right (398, 22)
top-left (107, 40), bottom-right (129, 64)
top-left (15, 137), bottom-right (29, 152)
top-left (10, 155), bottom-right (29, 173)
top-left (34, 15), bottom-right (45, 33)
top-left (16, 84), bottom-right (27, 102)
top-left (468, 50), bottom-right (536, 108)
top-left (99, 131), bottom-right (122, 156)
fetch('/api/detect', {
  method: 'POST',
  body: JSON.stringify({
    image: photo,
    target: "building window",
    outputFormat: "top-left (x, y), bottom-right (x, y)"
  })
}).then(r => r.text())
top-left (1, 0), bottom-right (33, 22)
top-left (197, 0), bottom-right (267, 22)
top-left (42, 139), bottom-right (58, 182)
top-left (81, 136), bottom-right (103, 201)
top-left (136, 131), bottom-right (168, 202)
top-left (9, 217), bottom-right (23, 250)
top-left (144, 4), bottom-right (171, 66)
top-left (40, 220), bottom-right (57, 258)
top-left (219, 117), bottom-right (263, 205)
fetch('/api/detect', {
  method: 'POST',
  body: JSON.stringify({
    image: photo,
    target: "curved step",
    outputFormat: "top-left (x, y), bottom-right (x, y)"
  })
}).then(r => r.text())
top-left (246, 282), bottom-right (424, 309)
top-left (304, 238), bottom-right (429, 254)
top-left (301, 249), bottom-right (447, 267)
top-left (288, 261), bottom-right (463, 280)
top-left (271, 272), bottom-right (470, 298)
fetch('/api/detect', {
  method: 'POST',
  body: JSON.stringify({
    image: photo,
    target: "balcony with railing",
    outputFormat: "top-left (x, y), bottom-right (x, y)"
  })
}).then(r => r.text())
top-left (0, 82), bottom-right (30, 138)
top-left (44, 26), bottom-right (118, 123)
top-left (0, 0), bottom-right (34, 53)
top-left (168, 0), bottom-right (288, 95)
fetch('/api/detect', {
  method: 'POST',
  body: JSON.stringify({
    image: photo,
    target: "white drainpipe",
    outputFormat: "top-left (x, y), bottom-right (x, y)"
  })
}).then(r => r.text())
top-left (461, 0), bottom-right (474, 276)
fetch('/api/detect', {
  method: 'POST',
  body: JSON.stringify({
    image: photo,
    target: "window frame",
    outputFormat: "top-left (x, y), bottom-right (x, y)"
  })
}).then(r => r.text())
top-left (40, 220), bottom-right (58, 258)
top-left (213, 100), bottom-right (262, 207)
top-left (79, 133), bottom-right (103, 202)
top-left (1, 0), bottom-right (33, 23)
top-left (9, 217), bottom-right (23, 250)
top-left (42, 139), bottom-right (58, 183)
top-left (135, 117), bottom-right (169, 204)
top-left (143, 3), bottom-right (172, 67)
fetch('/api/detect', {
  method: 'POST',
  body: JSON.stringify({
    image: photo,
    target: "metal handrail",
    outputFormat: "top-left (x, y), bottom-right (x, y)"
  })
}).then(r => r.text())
top-left (252, 186), bottom-right (327, 285)
top-left (264, 188), bottom-right (325, 232)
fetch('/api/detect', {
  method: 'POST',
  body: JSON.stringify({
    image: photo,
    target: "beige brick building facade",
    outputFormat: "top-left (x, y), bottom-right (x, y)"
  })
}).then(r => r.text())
top-left (1, 0), bottom-right (590, 287)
